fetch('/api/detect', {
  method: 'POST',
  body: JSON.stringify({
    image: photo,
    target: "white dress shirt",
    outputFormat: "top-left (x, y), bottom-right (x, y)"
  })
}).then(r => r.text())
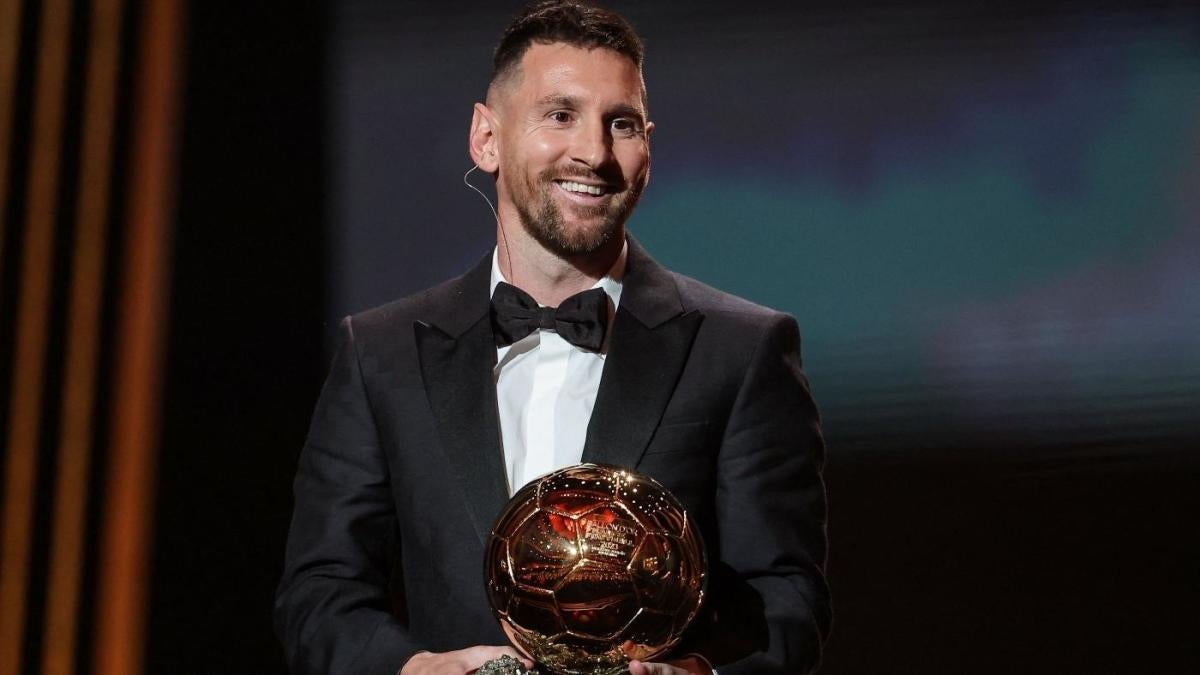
top-left (491, 243), bottom-right (626, 495)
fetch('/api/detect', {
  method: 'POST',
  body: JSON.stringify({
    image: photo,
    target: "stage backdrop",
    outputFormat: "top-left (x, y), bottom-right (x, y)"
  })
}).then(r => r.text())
top-left (331, 1), bottom-right (1200, 452)
top-left (325, 1), bottom-right (1199, 673)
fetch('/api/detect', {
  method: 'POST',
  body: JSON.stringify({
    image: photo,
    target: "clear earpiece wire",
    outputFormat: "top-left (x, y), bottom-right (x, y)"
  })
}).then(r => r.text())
top-left (463, 164), bottom-right (500, 224)
top-left (464, 163), bottom-right (515, 284)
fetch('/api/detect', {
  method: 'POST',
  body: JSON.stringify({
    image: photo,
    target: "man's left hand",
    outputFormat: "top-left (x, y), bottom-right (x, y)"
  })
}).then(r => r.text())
top-left (627, 656), bottom-right (713, 675)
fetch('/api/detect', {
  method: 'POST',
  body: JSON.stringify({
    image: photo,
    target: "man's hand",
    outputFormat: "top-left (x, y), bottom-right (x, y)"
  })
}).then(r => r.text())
top-left (628, 656), bottom-right (713, 675)
top-left (400, 646), bottom-right (533, 675)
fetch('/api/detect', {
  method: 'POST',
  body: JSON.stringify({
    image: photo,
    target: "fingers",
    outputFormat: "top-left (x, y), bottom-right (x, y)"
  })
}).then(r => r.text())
top-left (405, 646), bottom-right (535, 675)
top-left (672, 655), bottom-right (714, 675)
top-left (628, 660), bottom-right (689, 675)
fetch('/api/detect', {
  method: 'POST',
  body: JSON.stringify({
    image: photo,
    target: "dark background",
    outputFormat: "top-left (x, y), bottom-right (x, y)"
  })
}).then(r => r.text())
top-left (151, 1), bottom-right (1200, 673)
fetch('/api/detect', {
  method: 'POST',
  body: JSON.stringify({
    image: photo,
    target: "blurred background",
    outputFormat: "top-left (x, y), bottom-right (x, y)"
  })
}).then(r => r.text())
top-left (1, 0), bottom-right (1197, 673)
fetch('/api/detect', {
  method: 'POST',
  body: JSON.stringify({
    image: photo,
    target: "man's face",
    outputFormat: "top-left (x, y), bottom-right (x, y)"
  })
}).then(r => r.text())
top-left (492, 42), bottom-right (652, 258)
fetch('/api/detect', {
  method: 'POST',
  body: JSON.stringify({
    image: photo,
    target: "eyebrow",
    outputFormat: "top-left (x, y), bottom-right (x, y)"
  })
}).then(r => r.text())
top-left (535, 93), bottom-right (647, 121)
top-left (536, 93), bottom-right (582, 109)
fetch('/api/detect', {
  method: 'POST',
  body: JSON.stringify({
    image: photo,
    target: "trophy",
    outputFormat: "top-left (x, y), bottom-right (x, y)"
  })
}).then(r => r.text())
top-left (481, 464), bottom-right (706, 675)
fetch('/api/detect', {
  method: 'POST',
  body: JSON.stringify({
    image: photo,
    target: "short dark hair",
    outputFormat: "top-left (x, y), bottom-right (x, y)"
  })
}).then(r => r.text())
top-left (491, 1), bottom-right (645, 91)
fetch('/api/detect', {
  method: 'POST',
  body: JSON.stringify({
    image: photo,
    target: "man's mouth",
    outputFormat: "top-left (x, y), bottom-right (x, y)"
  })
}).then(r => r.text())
top-left (553, 179), bottom-right (613, 198)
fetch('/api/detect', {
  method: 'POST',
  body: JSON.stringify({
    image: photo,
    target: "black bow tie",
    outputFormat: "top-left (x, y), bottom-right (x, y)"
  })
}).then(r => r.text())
top-left (490, 281), bottom-right (609, 351)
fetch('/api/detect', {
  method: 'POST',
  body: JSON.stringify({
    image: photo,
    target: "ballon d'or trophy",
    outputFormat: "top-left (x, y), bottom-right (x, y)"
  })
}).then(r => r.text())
top-left (479, 464), bottom-right (706, 675)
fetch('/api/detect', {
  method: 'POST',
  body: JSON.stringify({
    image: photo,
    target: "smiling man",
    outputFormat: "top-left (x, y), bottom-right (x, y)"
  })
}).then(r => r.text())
top-left (274, 3), bottom-right (831, 675)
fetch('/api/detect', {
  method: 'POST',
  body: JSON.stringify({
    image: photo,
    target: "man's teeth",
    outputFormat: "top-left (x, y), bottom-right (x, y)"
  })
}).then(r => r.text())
top-left (558, 180), bottom-right (606, 196)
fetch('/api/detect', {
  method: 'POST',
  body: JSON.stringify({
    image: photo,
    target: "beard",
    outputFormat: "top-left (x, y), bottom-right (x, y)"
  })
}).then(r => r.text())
top-left (511, 166), bottom-right (645, 258)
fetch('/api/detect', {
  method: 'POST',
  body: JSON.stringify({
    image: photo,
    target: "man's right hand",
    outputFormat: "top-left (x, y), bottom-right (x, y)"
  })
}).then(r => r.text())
top-left (401, 646), bottom-right (534, 675)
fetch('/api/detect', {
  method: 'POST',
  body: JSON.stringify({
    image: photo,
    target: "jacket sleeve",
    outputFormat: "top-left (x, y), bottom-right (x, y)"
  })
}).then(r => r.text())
top-left (694, 313), bottom-right (832, 674)
top-left (274, 317), bottom-right (424, 674)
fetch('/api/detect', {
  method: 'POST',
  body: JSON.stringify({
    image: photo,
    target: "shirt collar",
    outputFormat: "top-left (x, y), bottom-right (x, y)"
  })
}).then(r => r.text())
top-left (489, 240), bottom-right (626, 310)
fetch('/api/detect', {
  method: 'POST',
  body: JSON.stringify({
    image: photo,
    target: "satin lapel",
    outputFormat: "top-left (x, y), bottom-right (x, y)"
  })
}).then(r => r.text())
top-left (582, 310), bottom-right (702, 468)
top-left (583, 238), bottom-right (703, 469)
top-left (414, 255), bottom-right (509, 546)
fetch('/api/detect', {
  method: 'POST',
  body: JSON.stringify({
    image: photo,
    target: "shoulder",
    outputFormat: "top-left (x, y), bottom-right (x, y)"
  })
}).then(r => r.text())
top-left (348, 276), bottom-right (460, 333)
top-left (660, 270), bottom-right (805, 380)
top-left (337, 263), bottom-right (485, 361)
top-left (342, 249), bottom-right (491, 342)
top-left (670, 269), bottom-right (796, 333)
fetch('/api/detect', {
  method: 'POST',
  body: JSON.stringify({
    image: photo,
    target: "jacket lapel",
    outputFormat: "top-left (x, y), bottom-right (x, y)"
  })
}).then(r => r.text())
top-left (583, 238), bottom-right (703, 468)
top-left (414, 254), bottom-right (509, 546)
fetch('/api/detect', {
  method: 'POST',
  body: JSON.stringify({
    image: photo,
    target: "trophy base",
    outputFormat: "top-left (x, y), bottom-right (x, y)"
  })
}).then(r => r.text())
top-left (477, 654), bottom-right (630, 675)
top-left (477, 654), bottom-right (540, 675)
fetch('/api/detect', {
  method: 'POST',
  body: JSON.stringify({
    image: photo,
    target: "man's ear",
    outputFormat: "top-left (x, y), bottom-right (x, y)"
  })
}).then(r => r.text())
top-left (469, 103), bottom-right (500, 173)
top-left (643, 120), bottom-right (654, 188)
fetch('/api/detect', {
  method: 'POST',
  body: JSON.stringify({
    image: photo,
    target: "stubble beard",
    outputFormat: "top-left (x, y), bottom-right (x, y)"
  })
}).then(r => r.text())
top-left (512, 167), bottom-right (644, 258)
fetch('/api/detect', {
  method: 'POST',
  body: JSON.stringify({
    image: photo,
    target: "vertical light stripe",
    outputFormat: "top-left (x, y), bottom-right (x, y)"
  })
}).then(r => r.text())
top-left (0, 0), bottom-right (24, 274)
top-left (92, 0), bottom-right (182, 672)
top-left (0, 1), bottom-right (74, 672)
top-left (40, 1), bottom-right (125, 673)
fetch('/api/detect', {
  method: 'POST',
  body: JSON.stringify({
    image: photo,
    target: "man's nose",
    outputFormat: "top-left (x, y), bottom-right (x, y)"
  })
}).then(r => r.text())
top-left (569, 118), bottom-right (613, 169)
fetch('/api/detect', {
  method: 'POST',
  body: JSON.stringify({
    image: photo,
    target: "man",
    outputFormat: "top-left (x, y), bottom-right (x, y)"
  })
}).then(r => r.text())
top-left (274, 2), bottom-right (831, 674)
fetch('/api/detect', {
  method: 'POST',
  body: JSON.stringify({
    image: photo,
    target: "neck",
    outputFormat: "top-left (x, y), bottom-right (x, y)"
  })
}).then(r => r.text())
top-left (495, 213), bottom-right (624, 307)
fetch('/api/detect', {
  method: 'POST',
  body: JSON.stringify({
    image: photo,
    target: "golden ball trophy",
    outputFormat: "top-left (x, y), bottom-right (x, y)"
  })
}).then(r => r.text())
top-left (480, 464), bottom-right (706, 675)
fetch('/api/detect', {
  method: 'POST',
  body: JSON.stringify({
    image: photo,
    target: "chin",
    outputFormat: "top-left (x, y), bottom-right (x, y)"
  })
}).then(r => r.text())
top-left (561, 216), bottom-right (627, 253)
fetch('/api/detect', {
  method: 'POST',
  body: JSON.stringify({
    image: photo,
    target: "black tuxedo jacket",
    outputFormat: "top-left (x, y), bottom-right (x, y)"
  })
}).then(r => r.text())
top-left (275, 239), bottom-right (831, 674)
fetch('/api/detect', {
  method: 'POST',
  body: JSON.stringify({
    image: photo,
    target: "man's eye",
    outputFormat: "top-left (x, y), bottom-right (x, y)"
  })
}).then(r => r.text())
top-left (612, 118), bottom-right (641, 135)
top-left (549, 111), bottom-right (573, 124)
